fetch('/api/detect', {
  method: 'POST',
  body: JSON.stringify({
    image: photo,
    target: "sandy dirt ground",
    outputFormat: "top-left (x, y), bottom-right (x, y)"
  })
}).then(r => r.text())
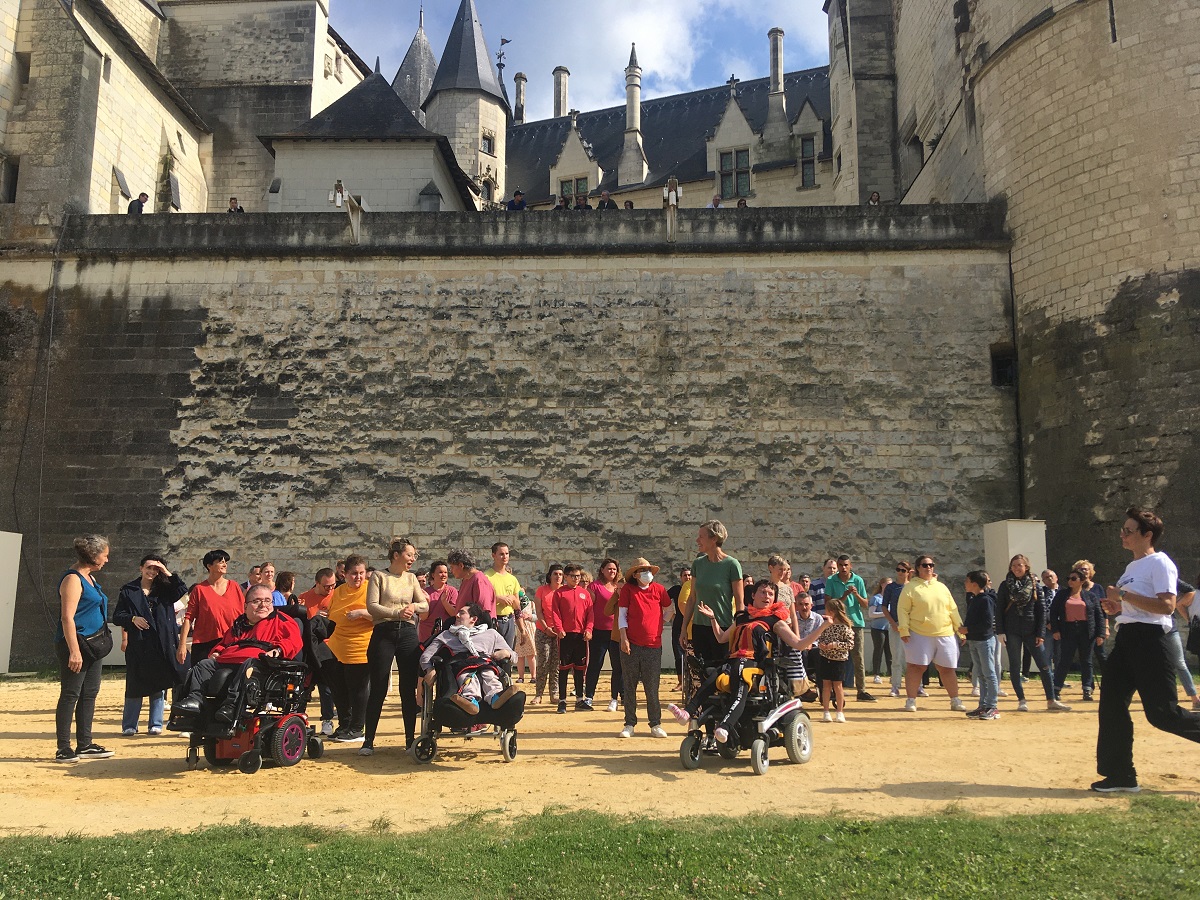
top-left (3, 674), bottom-right (1198, 837)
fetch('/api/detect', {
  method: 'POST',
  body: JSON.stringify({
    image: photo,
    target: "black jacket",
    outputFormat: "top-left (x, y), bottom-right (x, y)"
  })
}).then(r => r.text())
top-left (1048, 588), bottom-right (1105, 638)
top-left (113, 574), bottom-right (188, 694)
top-left (996, 577), bottom-right (1043, 637)
top-left (963, 589), bottom-right (997, 641)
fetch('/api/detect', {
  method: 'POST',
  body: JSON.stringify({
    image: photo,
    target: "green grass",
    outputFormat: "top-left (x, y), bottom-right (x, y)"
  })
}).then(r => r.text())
top-left (1, 797), bottom-right (1198, 899)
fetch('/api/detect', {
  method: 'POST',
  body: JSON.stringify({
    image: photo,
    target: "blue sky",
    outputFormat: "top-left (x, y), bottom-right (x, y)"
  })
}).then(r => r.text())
top-left (330, 1), bottom-right (831, 122)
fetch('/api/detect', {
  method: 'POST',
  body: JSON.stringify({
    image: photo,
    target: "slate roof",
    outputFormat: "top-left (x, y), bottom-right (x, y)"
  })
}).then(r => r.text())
top-left (423, 0), bottom-right (507, 110)
top-left (392, 13), bottom-right (438, 124)
top-left (259, 71), bottom-right (478, 208)
top-left (506, 66), bottom-right (830, 205)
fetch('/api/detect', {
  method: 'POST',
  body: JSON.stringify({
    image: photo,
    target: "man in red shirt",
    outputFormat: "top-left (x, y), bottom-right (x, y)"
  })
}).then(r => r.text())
top-left (545, 564), bottom-right (593, 714)
top-left (617, 557), bottom-right (673, 738)
top-left (172, 585), bottom-right (302, 724)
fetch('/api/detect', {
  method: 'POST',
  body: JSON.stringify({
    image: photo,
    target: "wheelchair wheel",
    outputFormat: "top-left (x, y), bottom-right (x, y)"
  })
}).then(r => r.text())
top-left (679, 733), bottom-right (702, 770)
top-left (500, 730), bottom-right (517, 763)
top-left (306, 736), bottom-right (325, 759)
top-left (411, 735), bottom-right (437, 764)
top-left (783, 711), bottom-right (813, 765)
top-left (186, 746), bottom-right (200, 770)
top-left (238, 750), bottom-right (263, 774)
top-left (269, 715), bottom-right (307, 767)
top-left (750, 738), bottom-right (770, 776)
top-left (203, 738), bottom-right (234, 768)
top-left (717, 737), bottom-right (740, 760)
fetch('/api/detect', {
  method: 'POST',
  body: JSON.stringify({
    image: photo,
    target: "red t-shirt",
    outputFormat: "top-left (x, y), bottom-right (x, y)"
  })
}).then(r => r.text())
top-left (185, 580), bottom-right (245, 644)
top-left (546, 586), bottom-right (593, 634)
top-left (618, 581), bottom-right (671, 648)
top-left (298, 587), bottom-right (331, 619)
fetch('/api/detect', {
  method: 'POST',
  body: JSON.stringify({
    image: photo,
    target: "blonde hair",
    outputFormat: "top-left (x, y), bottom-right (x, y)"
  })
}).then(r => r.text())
top-left (1072, 559), bottom-right (1095, 578)
top-left (824, 596), bottom-right (852, 627)
top-left (699, 519), bottom-right (728, 546)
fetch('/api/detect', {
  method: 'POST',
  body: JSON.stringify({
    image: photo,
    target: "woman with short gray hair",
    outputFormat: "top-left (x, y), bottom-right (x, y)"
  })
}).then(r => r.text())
top-left (54, 534), bottom-right (115, 762)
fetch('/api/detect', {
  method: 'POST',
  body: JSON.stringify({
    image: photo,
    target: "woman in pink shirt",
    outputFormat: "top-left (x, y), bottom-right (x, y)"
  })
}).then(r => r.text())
top-left (584, 558), bottom-right (623, 713)
top-left (418, 560), bottom-right (458, 646)
top-left (533, 565), bottom-right (564, 705)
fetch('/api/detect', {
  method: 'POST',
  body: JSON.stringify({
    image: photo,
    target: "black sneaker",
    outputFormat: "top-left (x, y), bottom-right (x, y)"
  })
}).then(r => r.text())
top-left (578, 697), bottom-right (594, 711)
top-left (556, 700), bottom-right (567, 714)
top-left (965, 707), bottom-right (985, 719)
top-left (1082, 691), bottom-right (1094, 701)
top-left (334, 729), bottom-right (364, 744)
top-left (1090, 776), bottom-right (1140, 793)
top-left (54, 747), bottom-right (79, 763)
top-left (856, 691), bottom-right (877, 702)
top-left (77, 744), bottom-right (114, 760)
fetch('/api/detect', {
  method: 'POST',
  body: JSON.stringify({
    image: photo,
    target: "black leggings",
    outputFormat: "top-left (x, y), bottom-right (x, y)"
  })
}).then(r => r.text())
top-left (365, 621), bottom-right (421, 747)
top-left (326, 657), bottom-right (370, 733)
top-left (584, 635), bottom-right (622, 701)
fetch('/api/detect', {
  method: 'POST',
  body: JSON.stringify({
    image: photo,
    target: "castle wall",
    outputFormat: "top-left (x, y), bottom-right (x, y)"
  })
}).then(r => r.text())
top-left (963, 0), bottom-right (1200, 574)
top-left (902, 102), bottom-right (983, 203)
top-left (99, 0), bottom-right (163, 59)
top-left (270, 141), bottom-right (467, 212)
top-left (0, 0), bottom-right (20, 144)
top-left (0, 206), bottom-right (1015, 667)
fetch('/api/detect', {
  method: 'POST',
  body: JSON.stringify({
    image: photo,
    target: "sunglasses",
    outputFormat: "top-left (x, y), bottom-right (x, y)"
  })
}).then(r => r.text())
top-left (917, 562), bottom-right (935, 569)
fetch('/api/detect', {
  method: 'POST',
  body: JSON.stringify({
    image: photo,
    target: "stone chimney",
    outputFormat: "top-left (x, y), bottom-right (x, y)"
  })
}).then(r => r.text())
top-left (618, 44), bottom-right (648, 186)
top-left (514, 71), bottom-right (527, 125)
top-left (760, 27), bottom-right (792, 156)
top-left (553, 65), bottom-right (570, 117)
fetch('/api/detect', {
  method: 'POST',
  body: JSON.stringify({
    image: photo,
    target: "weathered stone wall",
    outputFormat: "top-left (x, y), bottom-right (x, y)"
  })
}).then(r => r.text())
top-left (963, 0), bottom-right (1200, 579)
top-left (0, 207), bottom-right (1016, 667)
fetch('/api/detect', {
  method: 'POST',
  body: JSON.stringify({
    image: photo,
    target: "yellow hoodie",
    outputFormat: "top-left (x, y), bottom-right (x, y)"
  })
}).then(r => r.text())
top-left (897, 578), bottom-right (962, 638)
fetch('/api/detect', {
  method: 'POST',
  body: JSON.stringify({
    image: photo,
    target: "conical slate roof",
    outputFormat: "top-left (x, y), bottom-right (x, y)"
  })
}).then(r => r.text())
top-left (423, 0), bottom-right (507, 110)
top-left (393, 9), bottom-right (438, 124)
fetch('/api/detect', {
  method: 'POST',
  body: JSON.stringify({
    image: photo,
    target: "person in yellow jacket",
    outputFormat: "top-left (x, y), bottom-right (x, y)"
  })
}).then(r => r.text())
top-left (897, 555), bottom-right (965, 713)
top-left (325, 555), bottom-right (374, 742)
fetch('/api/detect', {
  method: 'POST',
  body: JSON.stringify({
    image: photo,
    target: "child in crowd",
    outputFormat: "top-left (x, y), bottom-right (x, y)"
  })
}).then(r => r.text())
top-left (960, 570), bottom-right (1000, 720)
top-left (545, 564), bottom-right (593, 713)
top-left (418, 604), bottom-right (518, 714)
top-left (670, 580), bottom-right (829, 743)
top-left (817, 596), bottom-right (855, 722)
top-left (514, 589), bottom-right (537, 683)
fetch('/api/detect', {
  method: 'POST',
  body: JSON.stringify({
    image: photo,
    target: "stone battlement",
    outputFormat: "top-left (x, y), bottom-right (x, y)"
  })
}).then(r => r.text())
top-left (3, 204), bottom-right (1010, 258)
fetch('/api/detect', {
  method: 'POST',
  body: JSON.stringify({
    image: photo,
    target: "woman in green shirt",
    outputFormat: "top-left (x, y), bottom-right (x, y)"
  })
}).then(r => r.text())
top-left (682, 519), bottom-right (745, 668)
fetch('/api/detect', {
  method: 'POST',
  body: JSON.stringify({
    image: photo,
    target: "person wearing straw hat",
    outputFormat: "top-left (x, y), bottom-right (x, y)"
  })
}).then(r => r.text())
top-left (616, 558), bottom-right (674, 738)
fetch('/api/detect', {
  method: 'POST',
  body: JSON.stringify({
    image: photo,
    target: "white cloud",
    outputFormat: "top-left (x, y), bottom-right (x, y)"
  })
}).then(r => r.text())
top-left (331, 0), bottom-right (829, 122)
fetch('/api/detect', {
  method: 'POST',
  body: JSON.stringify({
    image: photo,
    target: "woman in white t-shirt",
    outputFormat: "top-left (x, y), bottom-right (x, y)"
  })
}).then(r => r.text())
top-left (1092, 507), bottom-right (1200, 793)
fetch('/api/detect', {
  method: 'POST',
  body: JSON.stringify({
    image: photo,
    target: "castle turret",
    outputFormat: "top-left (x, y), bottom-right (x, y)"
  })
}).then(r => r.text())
top-left (393, 8), bottom-right (438, 126)
top-left (617, 45), bottom-right (647, 187)
top-left (423, 0), bottom-right (509, 202)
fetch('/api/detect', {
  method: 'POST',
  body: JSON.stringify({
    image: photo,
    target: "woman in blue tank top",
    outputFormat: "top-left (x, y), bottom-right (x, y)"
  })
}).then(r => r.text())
top-left (55, 534), bottom-right (116, 763)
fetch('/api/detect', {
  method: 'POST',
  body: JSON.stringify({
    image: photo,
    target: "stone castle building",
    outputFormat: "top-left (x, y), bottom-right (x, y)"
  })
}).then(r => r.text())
top-left (0, 0), bottom-right (1196, 666)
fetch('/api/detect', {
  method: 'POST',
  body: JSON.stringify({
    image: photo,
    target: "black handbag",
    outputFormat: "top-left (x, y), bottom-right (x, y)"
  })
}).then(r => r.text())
top-left (79, 623), bottom-right (114, 663)
top-left (1187, 617), bottom-right (1200, 656)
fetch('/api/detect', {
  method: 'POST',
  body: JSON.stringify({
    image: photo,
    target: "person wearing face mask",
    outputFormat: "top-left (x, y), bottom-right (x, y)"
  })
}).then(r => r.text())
top-left (616, 559), bottom-right (673, 738)
top-left (113, 555), bottom-right (188, 736)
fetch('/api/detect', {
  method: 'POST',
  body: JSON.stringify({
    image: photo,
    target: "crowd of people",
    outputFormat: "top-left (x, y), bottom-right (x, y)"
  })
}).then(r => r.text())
top-left (51, 511), bottom-right (1200, 790)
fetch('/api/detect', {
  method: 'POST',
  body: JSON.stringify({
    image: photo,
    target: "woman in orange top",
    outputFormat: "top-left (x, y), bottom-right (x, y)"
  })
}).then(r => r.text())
top-left (324, 554), bottom-right (373, 742)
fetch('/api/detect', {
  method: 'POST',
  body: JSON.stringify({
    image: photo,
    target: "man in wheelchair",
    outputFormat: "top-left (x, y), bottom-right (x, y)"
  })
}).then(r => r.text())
top-left (670, 580), bottom-right (830, 744)
top-left (172, 585), bottom-right (303, 725)
top-left (418, 603), bottom-right (519, 714)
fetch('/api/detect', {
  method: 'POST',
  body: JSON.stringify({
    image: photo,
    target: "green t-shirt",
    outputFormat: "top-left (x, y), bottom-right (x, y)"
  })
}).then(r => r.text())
top-left (825, 572), bottom-right (868, 627)
top-left (691, 554), bottom-right (743, 628)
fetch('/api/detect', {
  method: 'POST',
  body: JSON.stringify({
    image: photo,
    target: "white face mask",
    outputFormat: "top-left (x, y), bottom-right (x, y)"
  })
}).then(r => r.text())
top-left (637, 570), bottom-right (654, 585)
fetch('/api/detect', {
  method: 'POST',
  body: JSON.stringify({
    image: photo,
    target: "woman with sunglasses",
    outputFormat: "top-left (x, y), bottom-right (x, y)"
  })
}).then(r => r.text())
top-left (896, 555), bottom-right (965, 712)
top-left (1050, 569), bottom-right (1106, 701)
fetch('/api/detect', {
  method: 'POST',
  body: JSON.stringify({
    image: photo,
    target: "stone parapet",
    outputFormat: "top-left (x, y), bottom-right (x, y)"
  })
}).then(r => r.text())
top-left (41, 203), bottom-right (1008, 258)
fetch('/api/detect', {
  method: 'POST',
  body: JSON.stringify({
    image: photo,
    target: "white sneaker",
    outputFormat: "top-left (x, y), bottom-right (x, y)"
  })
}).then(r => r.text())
top-left (607, 699), bottom-right (619, 713)
top-left (917, 687), bottom-right (929, 697)
top-left (1018, 700), bottom-right (1029, 712)
top-left (997, 689), bottom-right (1008, 697)
top-left (950, 697), bottom-right (966, 712)
top-left (650, 725), bottom-right (668, 738)
top-left (821, 711), bottom-right (833, 722)
top-left (969, 687), bottom-right (980, 697)
top-left (888, 688), bottom-right (900, 698)
top-left (1047, 698), bottom-right (1071, 712)
top-left (618, 724), bottom-right (635, 738)
top-left (873, 675), bottom-right (882, 684)
top-left (321, 720), bottom-right (334, 737)
top-left (834, 711), bottom-right (846, 723)
top-left (904, 698), bottom-right (917, 712)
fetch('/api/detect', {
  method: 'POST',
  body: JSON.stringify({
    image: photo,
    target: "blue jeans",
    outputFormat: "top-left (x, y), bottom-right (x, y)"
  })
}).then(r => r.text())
top-left (1005, 633), bottom-right (1055, 701)
top-left (1054, 621), bottom-right (1096, 693)
top-left (122, 691), bottom-right (166, 732)
top-left (1167, 630), bottom-right (1198, 698)
top-left (968, 637), bottom-right (999, 709)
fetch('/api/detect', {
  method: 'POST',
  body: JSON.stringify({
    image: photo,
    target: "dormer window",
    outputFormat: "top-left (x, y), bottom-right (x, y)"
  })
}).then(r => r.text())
top-left (719, 148), bottom-right (750, 199)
